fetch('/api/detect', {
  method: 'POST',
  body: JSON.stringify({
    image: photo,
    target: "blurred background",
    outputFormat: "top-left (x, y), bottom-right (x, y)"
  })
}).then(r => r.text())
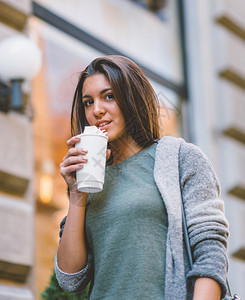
top-left (0, 0), bottom-right (244, 299)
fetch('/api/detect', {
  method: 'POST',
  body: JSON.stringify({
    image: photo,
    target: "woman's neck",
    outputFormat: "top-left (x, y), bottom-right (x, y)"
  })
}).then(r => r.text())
top-left (110, 136), bottom-right (143, 165)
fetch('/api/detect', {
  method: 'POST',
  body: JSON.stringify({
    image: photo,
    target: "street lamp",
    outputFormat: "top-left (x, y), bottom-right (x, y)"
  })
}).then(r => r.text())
top-left (0, 35), bottom-right (42, 113)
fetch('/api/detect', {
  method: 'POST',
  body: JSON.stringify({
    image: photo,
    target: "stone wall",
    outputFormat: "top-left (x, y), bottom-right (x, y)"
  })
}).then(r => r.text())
top-left (0, 0), bottom-right (35, 299)
top-left (184, 0), bottom-right (245, 297)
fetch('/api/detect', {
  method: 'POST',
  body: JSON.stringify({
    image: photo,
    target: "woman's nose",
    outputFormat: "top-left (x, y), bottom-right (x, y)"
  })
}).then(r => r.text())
top-left (93, 100), bottom-right (105, 117)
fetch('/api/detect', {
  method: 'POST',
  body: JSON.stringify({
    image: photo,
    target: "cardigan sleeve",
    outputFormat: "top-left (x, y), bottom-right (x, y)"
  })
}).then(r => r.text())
top-left (179, 141), bottom-right (229, 298)
top-left (54, 216), bottom-right (93, 293)
top-left (54, 254), bottom-right (93, 293)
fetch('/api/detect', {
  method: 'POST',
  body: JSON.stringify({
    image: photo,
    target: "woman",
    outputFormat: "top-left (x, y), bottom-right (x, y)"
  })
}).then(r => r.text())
top-left (55, 55), bottom-right (229, 299)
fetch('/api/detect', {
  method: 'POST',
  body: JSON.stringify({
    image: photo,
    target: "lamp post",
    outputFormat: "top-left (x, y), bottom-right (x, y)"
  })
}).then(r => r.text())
top-left (0, 35), bottom-right (42, 113)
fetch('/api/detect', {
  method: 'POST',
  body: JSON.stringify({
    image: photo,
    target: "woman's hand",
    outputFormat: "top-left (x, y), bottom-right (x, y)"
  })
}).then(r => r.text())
top-left (60, 135), bottom-right (88, 193)
top-left (60, 135), bottom-right (112, 193)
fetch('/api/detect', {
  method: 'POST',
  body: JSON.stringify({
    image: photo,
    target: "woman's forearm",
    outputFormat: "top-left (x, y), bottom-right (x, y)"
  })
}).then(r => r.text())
top-left (193, 277), bottom-right (221, 300)
top-left (57, 193), bottom-right (88, 273)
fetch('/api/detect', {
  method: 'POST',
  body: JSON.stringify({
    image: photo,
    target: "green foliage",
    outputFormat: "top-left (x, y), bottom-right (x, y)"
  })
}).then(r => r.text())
top-left (40, 270), bottom-right (89, 300)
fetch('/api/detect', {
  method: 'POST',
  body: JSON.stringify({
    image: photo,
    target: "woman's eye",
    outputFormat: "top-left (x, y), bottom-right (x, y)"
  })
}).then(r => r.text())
top-left (83, 99), bottom-right (93, 107)
top-left (106, 93), bottom-right (114, 100)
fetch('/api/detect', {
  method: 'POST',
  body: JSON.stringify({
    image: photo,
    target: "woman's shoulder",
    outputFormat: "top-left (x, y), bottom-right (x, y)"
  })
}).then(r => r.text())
top-left (156, 136), bottom-right (214, 177)
top-left (156, 136), bottom-right (221, 199)
top-left (157, 136), bottom-right (209, 162)
top-left (155, 136), bottom-right (183, 159)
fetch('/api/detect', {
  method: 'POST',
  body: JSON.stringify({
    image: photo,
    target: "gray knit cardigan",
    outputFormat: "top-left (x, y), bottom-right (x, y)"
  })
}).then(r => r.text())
top-left (55, 136), bottom-right (230, 299)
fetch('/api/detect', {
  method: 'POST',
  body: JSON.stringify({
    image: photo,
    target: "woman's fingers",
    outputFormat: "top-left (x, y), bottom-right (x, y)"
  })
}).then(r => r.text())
top-left (61, 151), bottom-right (88, 177)
top-left (106, 149), bottom-right (111, 161)
top-left (62, 153), bottom-right (87, 165)
top-left (60, 163), bottom-right (83, 178)
top-left (63, 146), bottom-right (88, 161)
top-left (66, 135), bottom-right (81, 149)
top-left (60, 136), bottom-right (89, 188)
top-left (60, 156), bottom-right (86, 189)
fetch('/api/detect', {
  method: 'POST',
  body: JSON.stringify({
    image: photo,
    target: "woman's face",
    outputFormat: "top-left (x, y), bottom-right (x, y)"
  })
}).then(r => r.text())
top-left (82, 73), bottom-right (126, 142)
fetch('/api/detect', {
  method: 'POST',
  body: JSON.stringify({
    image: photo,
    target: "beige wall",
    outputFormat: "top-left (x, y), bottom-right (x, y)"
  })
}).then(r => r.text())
top-left (0, 1), bottom-right (36, 298)
top-left (184, 0), bottom-right (245, 297)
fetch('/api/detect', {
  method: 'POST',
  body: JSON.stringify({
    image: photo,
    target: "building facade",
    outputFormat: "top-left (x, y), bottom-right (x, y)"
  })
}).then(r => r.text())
top-left (0, 1), bottom-right (35, 299)
top-left (184, 1), bottom-right (245, 296)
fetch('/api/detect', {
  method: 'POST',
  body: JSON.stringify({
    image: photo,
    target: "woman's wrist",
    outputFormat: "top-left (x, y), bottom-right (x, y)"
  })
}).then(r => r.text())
top-left (68, 190), bottom-right (88, 207)
top-left (193, 277), bottom-right (221, 300)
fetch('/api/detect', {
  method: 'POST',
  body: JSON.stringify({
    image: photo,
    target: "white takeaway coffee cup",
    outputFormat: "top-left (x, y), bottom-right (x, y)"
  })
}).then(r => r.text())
top-left (75, 126), bottom-right (108, 193)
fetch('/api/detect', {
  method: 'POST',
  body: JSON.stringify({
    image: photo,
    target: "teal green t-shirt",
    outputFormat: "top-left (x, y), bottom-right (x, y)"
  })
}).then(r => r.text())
top-left (85, 143), bottom-right (168, 299)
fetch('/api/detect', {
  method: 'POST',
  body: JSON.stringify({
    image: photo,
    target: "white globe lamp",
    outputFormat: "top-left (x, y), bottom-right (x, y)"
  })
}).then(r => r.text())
top-left (0, 35), bottom-right (42, 111)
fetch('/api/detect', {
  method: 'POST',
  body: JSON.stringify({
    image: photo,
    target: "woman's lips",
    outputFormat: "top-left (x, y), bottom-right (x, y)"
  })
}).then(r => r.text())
top-left (97, 121), bottom-right (111, 131)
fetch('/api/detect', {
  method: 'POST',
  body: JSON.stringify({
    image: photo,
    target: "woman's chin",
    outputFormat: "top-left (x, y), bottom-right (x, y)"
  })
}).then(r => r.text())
top-left (105, 132), bottom-right (111, 140)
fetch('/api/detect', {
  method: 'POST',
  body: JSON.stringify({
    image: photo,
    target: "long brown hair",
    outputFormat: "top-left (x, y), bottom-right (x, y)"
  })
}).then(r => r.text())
top-left (71, 55), bottom-right (160, 148)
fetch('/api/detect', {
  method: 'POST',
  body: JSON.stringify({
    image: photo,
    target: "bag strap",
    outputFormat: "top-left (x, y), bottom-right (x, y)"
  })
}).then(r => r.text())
top-left (181, 200), bottom-right (193, 269)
